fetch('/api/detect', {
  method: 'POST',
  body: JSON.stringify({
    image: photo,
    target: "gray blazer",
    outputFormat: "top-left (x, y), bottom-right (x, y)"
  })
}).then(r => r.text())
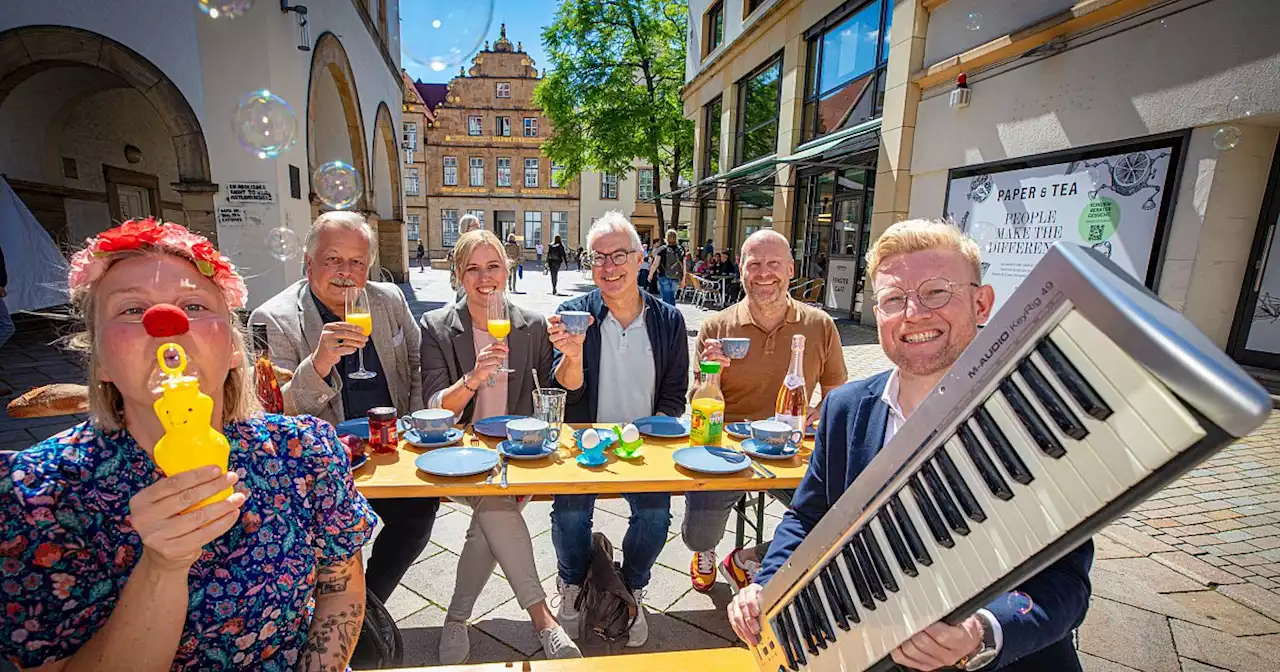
top-left (250, 279), bottom-right (423, 426)
top-left (419, 295), bottom-right (553, 424)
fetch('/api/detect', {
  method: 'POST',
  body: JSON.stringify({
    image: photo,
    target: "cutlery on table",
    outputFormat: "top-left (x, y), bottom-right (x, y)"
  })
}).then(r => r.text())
top-left (499, 454), bottom-right (509, 489)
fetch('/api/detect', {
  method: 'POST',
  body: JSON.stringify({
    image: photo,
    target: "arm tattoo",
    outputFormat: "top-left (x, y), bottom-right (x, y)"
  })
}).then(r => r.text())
top-left (315, 557), bottom-right (354, 596)
top-left (298, 603), bottom-right (364, 672)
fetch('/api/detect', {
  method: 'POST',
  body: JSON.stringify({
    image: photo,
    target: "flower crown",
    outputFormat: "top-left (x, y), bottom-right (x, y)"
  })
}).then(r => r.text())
top-left (68, 218), bottom-right (249, 309)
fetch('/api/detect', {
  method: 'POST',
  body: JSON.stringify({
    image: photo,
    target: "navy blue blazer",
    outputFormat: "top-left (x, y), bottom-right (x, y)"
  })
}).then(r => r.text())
top-left (758, 371), bottom-right (1093, 672)
top-left (553, 289), bottom-right (689, 423)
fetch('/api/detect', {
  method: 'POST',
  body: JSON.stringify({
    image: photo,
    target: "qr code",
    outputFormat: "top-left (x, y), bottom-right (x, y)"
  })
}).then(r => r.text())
top-left (1088, 224), bottom-right (1104, 241)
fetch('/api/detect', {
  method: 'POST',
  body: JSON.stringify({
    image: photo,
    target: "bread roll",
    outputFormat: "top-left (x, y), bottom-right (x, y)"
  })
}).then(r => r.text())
top-left (7, 384), bottom-right (90, 418)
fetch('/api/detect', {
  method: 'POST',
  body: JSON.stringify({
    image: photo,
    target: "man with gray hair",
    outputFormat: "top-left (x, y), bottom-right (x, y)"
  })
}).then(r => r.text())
top-left (546, 211), bottom-right (689, 648)
top-left (251, 210), bottom-right (437, 604)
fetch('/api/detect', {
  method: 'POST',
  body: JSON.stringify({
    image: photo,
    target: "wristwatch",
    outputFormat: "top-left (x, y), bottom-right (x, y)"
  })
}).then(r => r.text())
top-left (958, 612), bottom-right (998, 671)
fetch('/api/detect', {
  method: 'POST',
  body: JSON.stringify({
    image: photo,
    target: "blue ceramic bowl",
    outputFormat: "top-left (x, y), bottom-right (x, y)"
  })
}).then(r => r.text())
top-left (720, 337), bottom-right (751, 359)
top-left (560, 311), bottom-right (591, 335)
top-left (408, 409), bottom-right (456, 442)
top-left (506, 418), bottom-right (559, 454)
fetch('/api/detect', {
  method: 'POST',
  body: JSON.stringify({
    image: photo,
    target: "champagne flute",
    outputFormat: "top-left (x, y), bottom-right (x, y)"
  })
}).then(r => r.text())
top-left (345, 286), bottom-right (377, 380)
top-left (487, 289), bottom-right (514, 376)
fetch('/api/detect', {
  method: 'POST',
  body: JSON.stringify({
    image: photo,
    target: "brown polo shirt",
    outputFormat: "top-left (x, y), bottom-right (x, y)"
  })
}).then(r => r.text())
top-left (695, 298), bottom-right (848, 422)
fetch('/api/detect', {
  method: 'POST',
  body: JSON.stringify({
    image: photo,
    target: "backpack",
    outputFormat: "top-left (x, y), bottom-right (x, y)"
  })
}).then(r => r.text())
top-left (659, 245), bottom-right (684, 279)
top-left (349, 587), bottom-right (405, 669)
top-left (574, 532), bottom-right (638, 642)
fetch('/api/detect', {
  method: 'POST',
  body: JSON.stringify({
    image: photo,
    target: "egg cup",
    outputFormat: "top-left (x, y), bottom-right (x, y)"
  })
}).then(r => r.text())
top-left (610, 424), bottom-right (645, 459)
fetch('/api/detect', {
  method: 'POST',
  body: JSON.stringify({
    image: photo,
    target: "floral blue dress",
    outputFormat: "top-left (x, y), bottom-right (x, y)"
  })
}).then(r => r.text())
top-left (0, 413), bottom-right (377, 670)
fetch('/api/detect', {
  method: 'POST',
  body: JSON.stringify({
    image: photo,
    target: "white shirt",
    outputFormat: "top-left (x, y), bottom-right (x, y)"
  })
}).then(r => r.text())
top-left (596, 306), bottom-right (656, 423)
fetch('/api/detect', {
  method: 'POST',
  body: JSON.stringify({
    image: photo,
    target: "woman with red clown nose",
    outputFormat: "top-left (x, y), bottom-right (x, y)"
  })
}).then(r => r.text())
top-left (0, 218), bottom-right (376, 671)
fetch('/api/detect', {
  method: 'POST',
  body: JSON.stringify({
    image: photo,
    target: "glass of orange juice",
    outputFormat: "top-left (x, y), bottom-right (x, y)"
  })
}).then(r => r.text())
top-left (487, 288), bottom-right (515, 378)
top-left (345, 286), bottom-right (377, 380)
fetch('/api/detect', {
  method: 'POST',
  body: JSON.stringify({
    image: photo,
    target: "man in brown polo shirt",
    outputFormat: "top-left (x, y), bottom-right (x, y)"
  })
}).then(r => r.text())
top-left (682, 230), bottom-right (847, 594)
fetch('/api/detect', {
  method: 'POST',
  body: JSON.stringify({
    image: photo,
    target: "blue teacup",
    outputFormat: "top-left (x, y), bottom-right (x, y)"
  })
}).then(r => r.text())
top-left (560, 311), bottom-right (591, 335)
top-left (409, 409), bottom-right (456, 441)
top-left (749, 419), bottom-right (802, 454)
top-left (506, 418), bottom-right (560, 454)
top-left (719, 337), bottom-right (751, 359)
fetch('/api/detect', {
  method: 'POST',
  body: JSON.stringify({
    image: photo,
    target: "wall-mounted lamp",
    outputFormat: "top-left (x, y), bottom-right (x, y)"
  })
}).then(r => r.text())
top-left (949, 73), bottom-right (971, 109)
top-left (281, 1), bottom-right (311, 52)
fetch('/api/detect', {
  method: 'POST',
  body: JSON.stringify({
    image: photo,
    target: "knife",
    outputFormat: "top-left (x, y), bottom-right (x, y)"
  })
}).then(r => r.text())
top-left (499, 454), bottom-right (509, 489)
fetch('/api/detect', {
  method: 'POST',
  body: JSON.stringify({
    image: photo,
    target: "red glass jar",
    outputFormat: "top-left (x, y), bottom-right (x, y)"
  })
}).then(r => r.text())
top-left (367, 407), bottom-right (399, 454)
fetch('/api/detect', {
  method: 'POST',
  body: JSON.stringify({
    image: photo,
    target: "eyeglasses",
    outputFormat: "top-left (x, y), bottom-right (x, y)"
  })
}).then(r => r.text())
top-left (874, 277), bottom-right (980, 315)
top-left (588, 249), bottom-right (637, 268)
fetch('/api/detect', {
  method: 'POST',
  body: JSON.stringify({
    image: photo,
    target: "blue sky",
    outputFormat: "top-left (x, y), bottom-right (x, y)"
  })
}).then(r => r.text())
top-left (401, 0), bottom-right (559, 83)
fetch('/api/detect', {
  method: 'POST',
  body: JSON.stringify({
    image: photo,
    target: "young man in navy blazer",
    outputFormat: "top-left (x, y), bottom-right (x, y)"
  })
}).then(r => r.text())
top-left (728, 219), bottom-right (1093, 672)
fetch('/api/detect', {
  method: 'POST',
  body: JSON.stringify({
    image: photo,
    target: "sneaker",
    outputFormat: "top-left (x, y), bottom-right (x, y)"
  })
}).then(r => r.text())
top-left (626, 589), bottom-right (649, 648)
top-left (718, 548), bottom-right (761, 594)
top-left (689, 551), bottom-right (718, 593)
top-left (554, 577), bottom-right (583, 639)
top-left (439, 621), bottom-right (470, 665)
top-left (539, 625), bottom-right (583, 659)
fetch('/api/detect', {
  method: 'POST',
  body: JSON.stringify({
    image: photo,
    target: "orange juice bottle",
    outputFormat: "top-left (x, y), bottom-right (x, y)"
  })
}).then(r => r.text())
top-left (690, 361), bottom-right (725, 446)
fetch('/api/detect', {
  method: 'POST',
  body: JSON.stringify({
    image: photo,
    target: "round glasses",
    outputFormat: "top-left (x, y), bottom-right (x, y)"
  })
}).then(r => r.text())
top-left (588, 249), bottom-right (637, 268)
top-left (874, 277), bottom-right (980, 315)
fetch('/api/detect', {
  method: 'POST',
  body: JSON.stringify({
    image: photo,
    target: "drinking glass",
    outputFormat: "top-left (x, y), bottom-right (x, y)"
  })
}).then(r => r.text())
top-left (486, 289), bottom-right (515, 376)
top-left (533, 388), bottom-right (567, 429)
top-left (345, 286), bottom-right (377, 380)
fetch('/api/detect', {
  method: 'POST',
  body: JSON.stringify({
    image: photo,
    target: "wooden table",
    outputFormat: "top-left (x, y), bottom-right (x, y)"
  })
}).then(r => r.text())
top-left (386, 647), bottom-right (755, 671)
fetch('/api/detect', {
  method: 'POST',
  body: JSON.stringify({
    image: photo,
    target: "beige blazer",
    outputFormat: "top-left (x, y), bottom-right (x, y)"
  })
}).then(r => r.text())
top-left (250, 279), bottom-right (423, 426)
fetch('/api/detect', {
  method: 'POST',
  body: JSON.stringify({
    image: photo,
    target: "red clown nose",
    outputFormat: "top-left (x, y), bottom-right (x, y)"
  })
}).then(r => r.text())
top-left (142, 304), bottom-right (190, 338)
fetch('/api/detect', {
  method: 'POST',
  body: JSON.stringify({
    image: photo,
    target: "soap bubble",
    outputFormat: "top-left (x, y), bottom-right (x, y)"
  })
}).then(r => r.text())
top-left (234, 90), bottom-right (298, 159)
top-left (1006, 591), bottom-right (1034, 615)
top-left (966, 12), bottom-right (982, 31)
top-left (313, 161), bottom-right (363, 210)
top-left (266, 227), bottom-right (302, 261)
top-left (1213, 126), bottom-right (1242, 151)
top-left (401, 1), bottom-right (494, 74)
top-left (197, 0), bottom-right (252, 19)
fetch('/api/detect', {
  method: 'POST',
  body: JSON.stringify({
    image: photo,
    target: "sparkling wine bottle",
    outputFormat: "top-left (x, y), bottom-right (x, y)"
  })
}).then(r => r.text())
top-left (252, 323), bottom-right (285, 414)
top-left (774, 334), bottom-right (807, 432)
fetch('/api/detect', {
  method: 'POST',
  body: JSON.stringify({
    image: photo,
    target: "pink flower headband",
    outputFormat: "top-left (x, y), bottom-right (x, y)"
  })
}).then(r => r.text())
top-left (68, 218), bottom-right (249, 309)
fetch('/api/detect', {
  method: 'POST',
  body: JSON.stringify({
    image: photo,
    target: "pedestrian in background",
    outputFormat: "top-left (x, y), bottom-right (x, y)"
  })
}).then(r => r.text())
top-left (547, 234), bottom-right (567, 296)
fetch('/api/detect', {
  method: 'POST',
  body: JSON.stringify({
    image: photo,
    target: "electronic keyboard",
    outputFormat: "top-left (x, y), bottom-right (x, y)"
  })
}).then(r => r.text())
top-left (753, 243), bottom-right (1271, 672)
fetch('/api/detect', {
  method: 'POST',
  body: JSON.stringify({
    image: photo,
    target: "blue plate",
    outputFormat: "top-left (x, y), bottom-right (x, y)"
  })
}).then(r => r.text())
top-left (349, 453), bottom-right (369, 470)
top-left (741, 438), bottom-right (799, 460)
top-left (335, 418), bottom-right (369, 440)
top-left (633, 416), bottom-right (690, 438)
top-left (415, 447), bottom-right (499, 477)
top-left (403, 427), bottom-right (464, 448)
top-left (474, 415), bottom-right (528, 438)
top-left (498, 439), bottom-right (557, 460)
top-left (576, 451), bottom-right (609, 467)
top-left (724, 422), bottom-right (816, 439)
top-left (672, 446), bottom-right (751, 475)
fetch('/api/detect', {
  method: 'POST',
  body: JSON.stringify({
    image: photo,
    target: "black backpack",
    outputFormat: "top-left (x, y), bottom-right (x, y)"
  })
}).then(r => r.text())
top-left (350, 587), bottom-right (404, 669)
top-left (659, 245), bottom-right (684, 279)
top-left (574, 532), bottom-right (638, 643)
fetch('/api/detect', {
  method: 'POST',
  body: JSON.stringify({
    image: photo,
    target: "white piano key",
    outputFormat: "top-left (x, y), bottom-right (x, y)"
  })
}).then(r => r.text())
top-left (944, 436), bottom-right (1035, 565)
top-left (897, 488), bottom-right (972, 605)
top-left (868, 517), bottom-right (930, 654)
top-left (832, 551), bottom-right (882, 664)
top-left (985, 394), bottom-right (1087, 528)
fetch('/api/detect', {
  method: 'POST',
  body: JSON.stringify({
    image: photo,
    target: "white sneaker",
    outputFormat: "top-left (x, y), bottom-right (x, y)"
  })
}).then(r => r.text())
top-left (626, 589), bottom-right (649, 648)
top-left (439, 621), bottom-right (470, 665)
top-left (555, 577), bottom-right (583, 639)
top-left (539, 625), bottom-right (584, 659)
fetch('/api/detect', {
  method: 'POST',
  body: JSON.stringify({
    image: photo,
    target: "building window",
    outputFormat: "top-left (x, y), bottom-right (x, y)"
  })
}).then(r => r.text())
top-left (802, 0), bottom-right (890, 142)
top-left (497, 116), bottom-right (511, 136)
top-left (524, 158), bottom-right (539, 188)
top-left (703, 97), bottom-right (722, 177)
top-left (497, 157), bottom-right (512, 187)
top-left (405, 167), bottom-right (420, 196)
top-left (497, 82), bottom-right (511, 98)
top-left (704, 1), bottom-right (724, 56)
top-left (638, 168), bottom-right (655, 202)
top-left (600, 173), bottom-right (618, 199)
top-left (442, 209), bottom-right (460, 247)
top-left (403, 121), bottom-right (418, 164)
top-left (468, 116), bottom-right (483, 136)
top-left (443, 156), bottom-right (458, 186)
top-left (406, 214), bottom-right (421, 241)
top-left (551, 211), bottom-right (568, 243)
top-left (523, 211), bottom-right (542, 249)
top-left (469, 157), bottom-right (484, 186)
top-left (736, 55), bottom-right (783, 165)
top-left (467, 209), bottom-right (486, 230)
top-left (551, 162), bottom-right (565, 188)
top-left (523, 117), bottom-right (539, 137)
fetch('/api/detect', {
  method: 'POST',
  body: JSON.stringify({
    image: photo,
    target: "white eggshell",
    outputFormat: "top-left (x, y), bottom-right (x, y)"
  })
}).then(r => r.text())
top-left (582, 428), bottom-right (600, 449)
top-left (621, 423), bottom-right (640, 443)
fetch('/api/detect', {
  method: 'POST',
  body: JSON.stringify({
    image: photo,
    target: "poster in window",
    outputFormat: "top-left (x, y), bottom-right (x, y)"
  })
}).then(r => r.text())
top-left (946, 146), bottom-right (1173, 311)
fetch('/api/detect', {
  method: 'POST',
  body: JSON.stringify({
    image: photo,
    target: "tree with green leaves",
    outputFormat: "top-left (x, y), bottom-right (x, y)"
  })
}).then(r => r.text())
top-left (536, 0), bottom-right (695, 232)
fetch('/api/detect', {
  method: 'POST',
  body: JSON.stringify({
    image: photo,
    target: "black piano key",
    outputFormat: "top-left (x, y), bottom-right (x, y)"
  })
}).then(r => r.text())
top-left (957, 421), bottom-right (1014, 500)
top-left (861, 529), bottom-right (899, 593)
top-left (1018, 358), bottom-right (1088, 440)
top-left (999, 378), bottom-right (1067, 458)
top-left (908, 475), bottom-right (955, 548)
top-left (828, 558), bottom-right (861, 623)
top-left (920, 461), bottom-right (970, 536)
top-left (877, 509), bottom-right (918, 577)
top-left (889, 494), bottom-right (933, 566)
top-left (805, 584), bottom-right (837, 643)
top-left (818, 567), bottom-right (851, 631)
top-left (800, 586), bottom-right (831, 648)
top-left (973, 407), bottom-right (1034, 486)
top-left (841, 544), bottom-right (876, 609)
top-left (770, 615), bottom-right (799, 671)
top-left (779, 607), bottom-right (807, 667)
top-left (852, 534), bottom-right (887, 602)
top-left (934, 449), bottom-right (987, 523)
top-left (791, 597), bottom-right (820, 655)
top-left (1037, 337), bottom-right (1112, 420)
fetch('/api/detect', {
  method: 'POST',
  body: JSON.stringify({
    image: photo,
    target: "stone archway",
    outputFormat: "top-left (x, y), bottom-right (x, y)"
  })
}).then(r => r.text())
top-left (371, 102), bottom-right (406, 281)
top-left (0, 25), bottom-right (218, 239)
top-left (306, 32), bottom-right (370, 216)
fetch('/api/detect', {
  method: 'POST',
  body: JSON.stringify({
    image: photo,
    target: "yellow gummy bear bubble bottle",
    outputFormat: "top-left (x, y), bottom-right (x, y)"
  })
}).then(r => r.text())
top-left (152, 343), bottom-right (232, 510)
top-left (690, 360), bottom-right (725, 446)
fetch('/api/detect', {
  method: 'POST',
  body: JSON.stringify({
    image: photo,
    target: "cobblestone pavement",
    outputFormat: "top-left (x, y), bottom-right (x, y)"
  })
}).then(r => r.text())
top-left (2, 265), bottom-right (1278, 670)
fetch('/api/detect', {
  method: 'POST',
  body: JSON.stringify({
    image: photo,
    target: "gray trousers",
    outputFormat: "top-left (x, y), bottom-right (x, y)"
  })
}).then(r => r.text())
top-left (447, 496), bottom-right (546, 622)
top-left (681, 490), bottom-right (773, 558)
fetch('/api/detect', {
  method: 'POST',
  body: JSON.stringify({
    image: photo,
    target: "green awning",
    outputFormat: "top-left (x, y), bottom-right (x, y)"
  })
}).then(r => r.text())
top-left (782, 118), bottom-right (882, 166)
